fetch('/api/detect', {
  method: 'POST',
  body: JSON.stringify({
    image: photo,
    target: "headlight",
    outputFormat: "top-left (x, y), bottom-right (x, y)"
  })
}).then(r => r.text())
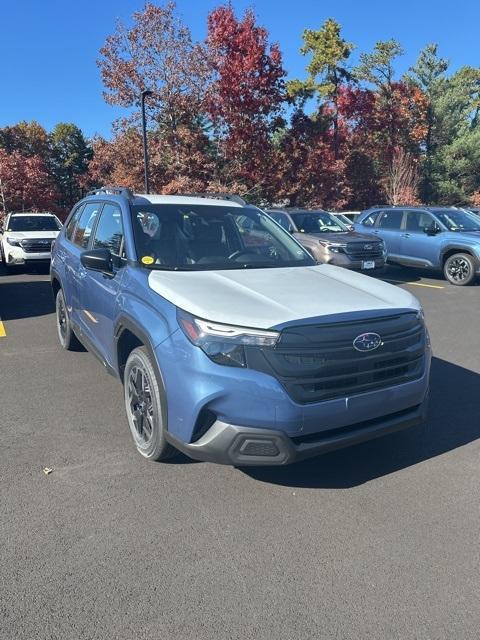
top-left (319, 241), bottom-right (347, 254)
top-left (177, 310), bottom-right (279, 368)
top-left (5, 237), bottom-right (22, 247)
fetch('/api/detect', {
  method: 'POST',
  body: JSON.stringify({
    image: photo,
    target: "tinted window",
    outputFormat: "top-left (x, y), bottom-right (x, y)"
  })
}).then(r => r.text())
top-left (361, 212), bottom-right (380, 227)
top-left (72, 203), bottom-right (102, 248)
top-left (405, 211), bottom-right (436, 232)
top-left (8, 215), bottom-right (61, 232)
top-left (65, 204), bottom-right (85, 241)
top-left (269, 212), bottom-right (293, 232)
top-left (378, 211), bottom-right (403, 230)
top-left (92, 204), bottom-right (125, 257)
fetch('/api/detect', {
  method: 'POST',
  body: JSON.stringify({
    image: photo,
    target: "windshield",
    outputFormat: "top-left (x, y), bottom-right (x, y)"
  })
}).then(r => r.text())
top-left (131, 204), bottom-right (314, 271)
top-left (290, 211), bottom-right (347, 233)
top-left (432, 209), bottom-right (480, 232)
top-left (8, 215), bottom-right (61, 232)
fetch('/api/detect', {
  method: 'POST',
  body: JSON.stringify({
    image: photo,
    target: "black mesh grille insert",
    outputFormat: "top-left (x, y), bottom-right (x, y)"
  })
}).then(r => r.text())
top-left (248, 312), bottom-right (425, 404)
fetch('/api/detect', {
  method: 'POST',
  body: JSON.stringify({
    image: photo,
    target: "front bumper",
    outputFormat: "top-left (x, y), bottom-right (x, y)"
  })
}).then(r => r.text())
top-left (5, 247), bottom-right (51, 264)
top-left (166, 394), bottom-right (429, 466)
top-left (325, 254), bottom-right (386, 271)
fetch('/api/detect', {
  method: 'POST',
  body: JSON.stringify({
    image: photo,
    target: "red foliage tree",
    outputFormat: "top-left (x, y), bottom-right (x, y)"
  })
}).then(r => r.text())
top-left (206, 5), bottom-right (286, 196)
top-left (0, 150), bottom-right (58, 218)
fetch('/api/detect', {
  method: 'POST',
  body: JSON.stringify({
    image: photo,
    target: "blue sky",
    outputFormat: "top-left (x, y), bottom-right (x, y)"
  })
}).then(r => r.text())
top-left (1, 0), bottom-right (479, 138)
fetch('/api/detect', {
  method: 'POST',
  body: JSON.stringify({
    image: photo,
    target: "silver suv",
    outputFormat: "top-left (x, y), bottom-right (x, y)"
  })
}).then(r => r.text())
top-left (267, 208), bottom-right (386, 272)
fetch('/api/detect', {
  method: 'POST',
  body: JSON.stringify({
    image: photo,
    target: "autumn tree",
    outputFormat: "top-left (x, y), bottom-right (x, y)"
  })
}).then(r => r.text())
top-left (206, 4), bottom-right (286, 197)
top-left (384, 147), bottom-right (420, 205)
top-left (0, 150), bottom-right (58, 217)
top-left (0, 121), bottom-right (50, 158)
top-left (97, 2), bottom-right (212, 184)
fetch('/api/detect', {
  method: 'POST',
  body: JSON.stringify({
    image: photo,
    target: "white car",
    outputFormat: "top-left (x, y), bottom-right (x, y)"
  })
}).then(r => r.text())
top-left (0, 212), bottom-right (62, 271)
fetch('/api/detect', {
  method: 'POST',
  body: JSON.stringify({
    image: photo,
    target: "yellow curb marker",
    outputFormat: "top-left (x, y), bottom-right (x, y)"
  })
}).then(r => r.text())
top-left (0, 319), bottom-right (6, 337)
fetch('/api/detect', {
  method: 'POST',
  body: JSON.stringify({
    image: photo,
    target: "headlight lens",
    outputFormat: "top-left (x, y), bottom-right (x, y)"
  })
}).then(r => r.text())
top-left (6, 237), bottom-right (22, 247)
top-left (319, 241), bottom-right (347, 254)
top-left (177, 310), bottom-right (279, 368)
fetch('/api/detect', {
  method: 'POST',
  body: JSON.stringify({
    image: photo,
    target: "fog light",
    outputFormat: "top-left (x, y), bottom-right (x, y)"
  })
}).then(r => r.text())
top-left (240, 439), bottom-right (280, 457)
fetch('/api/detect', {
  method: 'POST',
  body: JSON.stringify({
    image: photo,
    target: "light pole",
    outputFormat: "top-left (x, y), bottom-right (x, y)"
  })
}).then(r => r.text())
top-left (141, 90), bottom-right (153, 194)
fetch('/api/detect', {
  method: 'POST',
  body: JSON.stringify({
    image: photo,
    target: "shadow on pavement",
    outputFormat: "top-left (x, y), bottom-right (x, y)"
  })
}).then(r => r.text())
top-left (0, 280), bottom-right (54, 321)
top-left (380, 264), bottom-right (445, 284)
top-left (242, 357), bottom-right (480, 489)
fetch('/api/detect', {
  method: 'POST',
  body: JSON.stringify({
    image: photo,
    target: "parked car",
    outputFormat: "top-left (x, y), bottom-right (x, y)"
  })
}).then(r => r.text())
top-left (266, 208), bottom-right (386, 272)
top-left (51, 187), bottom-right (430, 466)
top-left (0, 212), bottom-right (62, 271)
top-left (356, 206), bottom-right (480, 285)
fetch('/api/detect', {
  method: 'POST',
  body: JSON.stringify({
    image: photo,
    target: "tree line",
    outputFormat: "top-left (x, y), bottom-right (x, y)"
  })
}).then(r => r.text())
top-left (1, 1), bottom-right (479, 220)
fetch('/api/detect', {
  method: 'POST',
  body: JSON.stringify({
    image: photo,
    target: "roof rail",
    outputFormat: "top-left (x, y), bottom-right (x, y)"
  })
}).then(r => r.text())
top-left (86, 186), bottom-right (135, 200)
top-left (178, 192), bottom-right (247, 206)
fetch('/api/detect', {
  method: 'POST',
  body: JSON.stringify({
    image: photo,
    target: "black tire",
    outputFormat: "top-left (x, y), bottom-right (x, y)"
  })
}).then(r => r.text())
top-left (0, 244), bottom-right (11, 273)
top-left (443, 253), bottom-right (476, 286)
top-left (124, 346), bottom-right (177, 461)
top-left (55, 288), bottom-right (80, 350)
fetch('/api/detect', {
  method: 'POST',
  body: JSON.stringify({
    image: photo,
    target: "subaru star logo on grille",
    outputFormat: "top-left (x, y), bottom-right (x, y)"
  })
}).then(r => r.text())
top-left (353, 332), bottom-right (382, 352)
top-left (364, 244), bottom-right (373, 250)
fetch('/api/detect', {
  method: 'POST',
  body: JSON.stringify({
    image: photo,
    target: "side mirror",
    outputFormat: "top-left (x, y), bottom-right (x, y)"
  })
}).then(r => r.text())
top-left (80, 248), bottom-right (113, 275)
top-left (423, 225), bottom-right (440, 236)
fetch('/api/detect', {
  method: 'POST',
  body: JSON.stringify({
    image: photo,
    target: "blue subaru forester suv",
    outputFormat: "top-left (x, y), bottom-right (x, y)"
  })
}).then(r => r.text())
top-left (356, 206), bottom-right (480, 285)
top-left (51, 187), bottom-right (431, 466)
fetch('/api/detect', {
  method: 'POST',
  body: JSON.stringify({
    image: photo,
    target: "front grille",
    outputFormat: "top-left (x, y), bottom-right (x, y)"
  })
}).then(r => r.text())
top-left (21, 240), bottom-right (53, 253)
top-left (252, 313), bottom-right (425, 404)
top-left (345, 242), bottom-right (383, 260)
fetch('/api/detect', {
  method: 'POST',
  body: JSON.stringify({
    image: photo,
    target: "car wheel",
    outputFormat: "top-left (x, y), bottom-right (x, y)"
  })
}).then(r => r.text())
top-left (0, 245), bottom-right (11, 273)
top-left (56, 288), bottom-right (80, 350)
top-left (124, 346), bottom-right (177, 461)
top-left (443, 253), bottom-right (476, 286)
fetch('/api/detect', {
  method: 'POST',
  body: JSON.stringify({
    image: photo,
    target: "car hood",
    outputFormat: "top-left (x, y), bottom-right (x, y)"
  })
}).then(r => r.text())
top-left (148, 264), bottom-right (420, 329)
top-left (3, 230), bottom-right (59, 240)
top-left (298, 231), bottom-right (381, 244)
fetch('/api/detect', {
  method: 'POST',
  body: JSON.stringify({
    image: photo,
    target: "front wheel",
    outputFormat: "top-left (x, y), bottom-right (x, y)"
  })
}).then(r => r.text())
top-left (56, 289), bottom-right (80, 350)
top-left (124, 346), bottom-right (177, 461)
top-left (443, 253), bottom-right (476, 286)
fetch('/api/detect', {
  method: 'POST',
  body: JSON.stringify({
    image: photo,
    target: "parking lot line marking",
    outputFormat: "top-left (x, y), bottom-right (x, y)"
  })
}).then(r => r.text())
top-left (0, 319), bottom-right (6, 337)
top-left (385, 279), bottom-right (445, 289)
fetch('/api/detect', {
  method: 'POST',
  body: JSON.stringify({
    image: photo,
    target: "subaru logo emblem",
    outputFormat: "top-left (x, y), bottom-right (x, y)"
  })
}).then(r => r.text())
top-left (364, 244), bottom-right (373, 250)
top-left (353, 332), bottom-right (382, 352)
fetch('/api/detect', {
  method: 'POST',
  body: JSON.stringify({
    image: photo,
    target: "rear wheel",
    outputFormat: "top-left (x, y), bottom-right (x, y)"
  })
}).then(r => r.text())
top-left (443, 253), bottom-right (476, 286)
top-left (124, 346), bottom-right (177, 461)
top-left (56, 289), bottom-right (80, 350)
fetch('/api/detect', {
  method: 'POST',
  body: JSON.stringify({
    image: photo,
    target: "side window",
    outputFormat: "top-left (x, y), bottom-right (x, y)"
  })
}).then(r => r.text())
top-left (361, 212), bottom-right (379, 227)
top-left (72, 203), bottom-right (102, 248)
top-left (92, 204), bottom-right (125, 258)
top-left (65, 204), bottom-right (85, 241)
top-left (377, 210), bottom-right (403, 230)
top-left (405, 211), bottom-right (436, 232)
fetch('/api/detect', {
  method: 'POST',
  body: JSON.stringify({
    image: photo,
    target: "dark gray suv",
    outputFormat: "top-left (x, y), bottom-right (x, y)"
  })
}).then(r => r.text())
top-left (267, 208), bottom-right (386, 272)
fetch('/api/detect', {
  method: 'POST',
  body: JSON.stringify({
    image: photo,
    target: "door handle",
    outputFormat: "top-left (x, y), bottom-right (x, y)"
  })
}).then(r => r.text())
top-left (401, 233), bottom-right (411, 238)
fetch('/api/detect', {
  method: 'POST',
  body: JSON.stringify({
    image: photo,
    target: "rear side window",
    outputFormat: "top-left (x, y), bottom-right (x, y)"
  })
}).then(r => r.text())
top-left (72, 203), bottom-right (102, 248)
top-left (65, 204), bottom-right (85, 241)
top-left (377, 210), bottom-right (403, 230)
top-left (361, 212), bottom-right (380, 227)
top-left (92, 203), bottom-right (125, 258)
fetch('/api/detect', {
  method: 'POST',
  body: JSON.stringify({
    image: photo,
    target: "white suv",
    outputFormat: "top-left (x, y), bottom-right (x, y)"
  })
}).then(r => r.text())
top-left (0, 212), bottom-right (62, 271)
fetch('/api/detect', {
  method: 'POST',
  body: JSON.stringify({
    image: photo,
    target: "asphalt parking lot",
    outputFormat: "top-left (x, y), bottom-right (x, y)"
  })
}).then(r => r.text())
top-left (1, 264), bottom-right (479, 640)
